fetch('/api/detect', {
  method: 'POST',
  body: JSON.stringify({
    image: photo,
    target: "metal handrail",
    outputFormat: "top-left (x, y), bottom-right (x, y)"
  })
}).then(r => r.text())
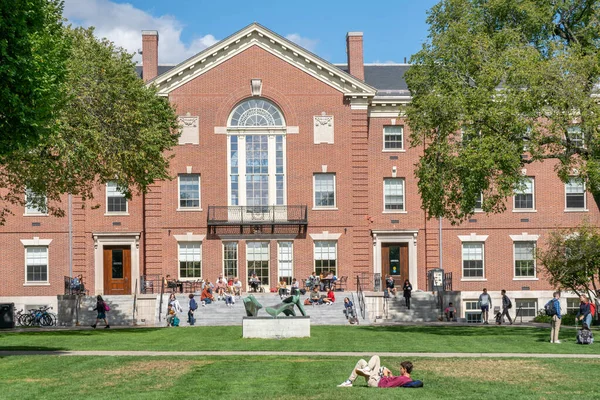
top-left (158, 276), bottom-right (164, 322)
top-left (133, 279), bottom-right (138, 324)
top-left (383, 294), bottom-right (389, 320)
top-left (514, 305), bottom-right (524, 324)
top-left (356, 275), bottom-right (366, 320)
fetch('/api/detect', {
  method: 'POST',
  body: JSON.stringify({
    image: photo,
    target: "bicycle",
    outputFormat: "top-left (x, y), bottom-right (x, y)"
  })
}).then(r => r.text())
top-left (21, 306), bottom-right (56, 327)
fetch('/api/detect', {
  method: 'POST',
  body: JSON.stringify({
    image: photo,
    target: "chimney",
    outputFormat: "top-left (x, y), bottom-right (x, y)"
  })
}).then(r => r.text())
top-left (142, 30), bottom-right (159, 82)
top-left (346, 32), bottom-right (364, 81)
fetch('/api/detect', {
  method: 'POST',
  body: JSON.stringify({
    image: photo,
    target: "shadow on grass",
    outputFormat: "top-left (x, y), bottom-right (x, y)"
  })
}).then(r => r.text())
top-left (0, 346), bottom-right (69, 352)
top-left (353, 324), bottom-right (549, 338)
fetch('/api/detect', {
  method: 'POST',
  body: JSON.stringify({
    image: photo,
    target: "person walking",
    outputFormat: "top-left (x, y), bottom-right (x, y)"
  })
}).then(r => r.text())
top-left (403, 279), bottom-right (413, 309)
top-left (500, 289), bottom-right (513, 325)
top-left (187, 293), bottom-right (198, 326)
top-left (91, 295), bottom-right (110, 329)
top-left (545, 292), bottom-right (562, 343)
top-left (479, 288), bottom-right (492, 324)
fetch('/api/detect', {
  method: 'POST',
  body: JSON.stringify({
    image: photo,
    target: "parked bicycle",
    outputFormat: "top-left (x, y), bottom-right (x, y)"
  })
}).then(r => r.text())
top-left (17, 306), bottom-right (57, 327)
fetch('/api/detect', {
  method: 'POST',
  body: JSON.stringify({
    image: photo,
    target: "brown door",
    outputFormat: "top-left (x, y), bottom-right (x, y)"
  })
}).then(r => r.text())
top-left (103, 246), bottom-right (131, 295)
top-left (381, 243), bottom-right (409, 282)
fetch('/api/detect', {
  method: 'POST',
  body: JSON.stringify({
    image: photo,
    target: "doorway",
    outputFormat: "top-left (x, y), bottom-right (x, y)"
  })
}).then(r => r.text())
top-left (381, 243), bottom-right (409, 282)
top-left (103, 246), bottom-right (131, 295)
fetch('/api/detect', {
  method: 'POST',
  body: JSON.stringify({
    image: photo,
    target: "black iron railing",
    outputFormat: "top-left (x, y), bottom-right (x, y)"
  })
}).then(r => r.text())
top-left (64, 276), bottom-right (88, 296)
top-left (444, 272), bottom-right (453, 291)
top-left (356, 276), bottom-right (366, 320)
top-left (207, 205), bottom-right (308, 225)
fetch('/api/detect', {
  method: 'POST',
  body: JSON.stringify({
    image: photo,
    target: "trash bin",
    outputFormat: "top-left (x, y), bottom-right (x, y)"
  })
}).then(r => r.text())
top-left (0, 303), bottom-right (15, 329)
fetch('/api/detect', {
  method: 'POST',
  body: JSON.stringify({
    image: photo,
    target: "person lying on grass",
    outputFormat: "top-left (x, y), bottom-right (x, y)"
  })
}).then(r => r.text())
top-left (338, 355), bottom-right (416, 388)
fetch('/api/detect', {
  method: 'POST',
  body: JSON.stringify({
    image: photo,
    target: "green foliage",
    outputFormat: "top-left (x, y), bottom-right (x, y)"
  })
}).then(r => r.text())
top-left (0, 0), bottom-right (69, 155)
top-left (534, 310), bottom-right (576, 325)
top-left (0, 26), bottom-right (179, 222)
top-left (405, 0), bottom-right (600, 223)
top-left (537, 222), bottom-right (600, 299)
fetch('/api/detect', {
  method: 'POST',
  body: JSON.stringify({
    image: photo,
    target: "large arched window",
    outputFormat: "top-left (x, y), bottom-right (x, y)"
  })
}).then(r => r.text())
top-left (227, 98), bottom-right (287, 208)
top-left (229, 98), bottom-right (285, 127)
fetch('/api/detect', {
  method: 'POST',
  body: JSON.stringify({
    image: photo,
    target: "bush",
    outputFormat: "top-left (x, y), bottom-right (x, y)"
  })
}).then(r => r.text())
top-left (533, 309), bottom-right (577, 325)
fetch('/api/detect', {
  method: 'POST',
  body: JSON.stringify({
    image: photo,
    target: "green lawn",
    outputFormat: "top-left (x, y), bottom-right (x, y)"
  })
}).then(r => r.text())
top-left (1, 325), bottom-right (599, 354)
top-left (0, 355), bottom-right (595, 400)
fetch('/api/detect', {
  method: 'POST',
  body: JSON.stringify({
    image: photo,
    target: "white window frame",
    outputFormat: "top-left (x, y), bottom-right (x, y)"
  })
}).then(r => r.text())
top-left (383, 178), bottom-right (406, 213)
top-left (313, 173), bottom-right (337, 210)
top-left (567, 125), bottom-right (585, 149)
top-left (513, 177), bottom-right (535, 212)
top-left (177, 174), bottom-right (201, 211)
top-left (177, 242), bottom-right (202, 280)
top-left (515, 299), bottom-right (537, 318)
top-left (464, 300), bottom-right (482, 323)
top-left (474, 193), bottom-right (483, 212)
top-left (105, 181), bottom-right (128, 215)
top-left (246, 241), bottom-right (270, 287)
top-left (24, 246), bottom-right (49, 284)
top-left (565, 177), bottom-right (587, 211)
top-left (461, 242), bottom-right (485, 280)
top-left (222, 242), bottom-right (238, 279)
top-left (24, 189), bottom-right (47, 216)
top-left (513, 241), bottom-right (537, 279)
top-left (313, 240), bottom-right (338, 276)
top-left (383, 125), bottom-right (404, 151)
top-left (277, 241), bottom-right (294, 284)
top-left (566, 298), bottom-right (580, 315)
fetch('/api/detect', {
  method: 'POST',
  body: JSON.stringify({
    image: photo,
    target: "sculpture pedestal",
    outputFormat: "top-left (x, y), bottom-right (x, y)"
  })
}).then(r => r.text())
top-left (242, 316), bottom-right (310, 339)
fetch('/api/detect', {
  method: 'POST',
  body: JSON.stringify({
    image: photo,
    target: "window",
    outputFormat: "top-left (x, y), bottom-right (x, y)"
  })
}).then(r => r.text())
top-left (567, 125), bottom-right (584, 148)
top-left (178, 175), bottom-right (200, 209)
top-left (247, 242), bottom-right (269, 285)
top-left (314, 174), bottom-right (336, 208)
top-left (565, 178), bottom-right (586, 209)
top-left (229, 98), bottom-right (284, 127)
top-left (314, 241), bottom-right (337, 276)
top-left (514, 177), bottom-right (534, 210)
top-left (384, 125), bottom-right (404, 150)
top-left (465, 300), bottom-right (482, 323)
top-left (26, 247), bottom-right (48, 283)
top-left (106, 181), bottom-right (127, 213)
top-left (223, 242), bottom-right (238, 279)
top-left (278, 241), bottom-right (293, 284)
top-left (384, 178), bottom-right (405, 211)
top-left (474, 193), bottom-right (483, 211)
top-left (515, 299), bottom-right (537, 318)
top-left (514, 241), bottom-right (536, 277)
top-left (178, 243), bottom-right (202, 279)
top-left (462, 242), bottom-right (484, 278)
top-left (567, 298), bottom-right (580, 315)
top-left (25, 189), bottom-right (47, 215)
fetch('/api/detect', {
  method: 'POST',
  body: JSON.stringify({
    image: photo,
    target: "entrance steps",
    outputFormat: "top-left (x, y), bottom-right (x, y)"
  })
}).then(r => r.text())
top-left (379, 292), bottom-right (440, 323)
top-left (158, 292), bottom-right (359, 327)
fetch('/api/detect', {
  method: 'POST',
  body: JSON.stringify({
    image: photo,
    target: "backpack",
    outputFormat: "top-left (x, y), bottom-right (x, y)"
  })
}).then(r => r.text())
top-left (103, 302), bottom-right (110, 312)
top-left (507, 297), bottom-right (512, 309)
top-left (189, 298), bottom-right (198, 311)
top-left (577, 329), bottom-right (594, 345)
top-left (590, 302), bottom-right (597, 318)
top-left (172, 316), bottom-right (180, 327)
top-left (545, 301), bottom-right (556, 316)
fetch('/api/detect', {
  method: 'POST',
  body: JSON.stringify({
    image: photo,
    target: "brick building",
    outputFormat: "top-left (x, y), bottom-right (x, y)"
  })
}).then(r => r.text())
top-left (1, 23), bottom-right (597, 321)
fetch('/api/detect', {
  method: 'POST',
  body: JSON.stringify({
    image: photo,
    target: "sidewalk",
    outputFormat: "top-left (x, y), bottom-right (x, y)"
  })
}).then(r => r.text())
top-left (1, 350), bottom-right (599, 358)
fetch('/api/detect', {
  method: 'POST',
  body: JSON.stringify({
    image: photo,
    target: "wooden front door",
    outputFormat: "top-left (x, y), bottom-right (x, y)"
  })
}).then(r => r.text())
top-left (381, 243), bottom-right (409, 282)
top-left (103, 246), bottom-right (131, 295)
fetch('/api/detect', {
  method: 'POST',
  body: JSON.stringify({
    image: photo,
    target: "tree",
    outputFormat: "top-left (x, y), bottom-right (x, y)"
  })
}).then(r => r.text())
top-left (0, 26), bottom-right (179, 222)
top-left (0, 0), bottom-right (69, 155)
top-left (405, 0), bottom-right (600, 224)
top-left (538, 222), bottom-right (600, 306)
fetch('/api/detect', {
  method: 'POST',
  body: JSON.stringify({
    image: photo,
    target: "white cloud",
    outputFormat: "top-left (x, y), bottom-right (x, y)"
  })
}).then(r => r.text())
top-left (63, 0), bottom-right (218, 64)
top-left (285, 33), bottom-right (319, 52)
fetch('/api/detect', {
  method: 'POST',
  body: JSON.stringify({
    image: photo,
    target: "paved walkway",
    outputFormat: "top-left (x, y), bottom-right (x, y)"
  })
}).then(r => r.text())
top-left (1, 350), bottom-right (599, 358)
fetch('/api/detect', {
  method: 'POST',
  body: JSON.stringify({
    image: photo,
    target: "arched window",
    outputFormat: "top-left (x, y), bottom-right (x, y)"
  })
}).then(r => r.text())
top-left (229, 98), bottom-right (285, 127)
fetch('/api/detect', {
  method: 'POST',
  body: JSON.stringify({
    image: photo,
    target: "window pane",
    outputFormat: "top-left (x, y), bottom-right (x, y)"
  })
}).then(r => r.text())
top-left (230, 98), bottom-right (284, 127)
top-left (25, 189), bottom-right (47, 215)
top-left (465, 300), bottom-right (482, 323)
top-left (179, 175), bottom-right (200, 208)
top-left (314, 241), bottom-right (337, 276)
top-left (514, 178), bottom-right (534, 209)
top-left (384, 125), bottom-right (403, 149)
top-left (26, 247), bottom-right (48, 282)
top-left (514, 242), bottom-right (535, 277)
top-left (462, 243), bottom-right (483, 278)
top-left (384, 178), bottom-right (404, 210)
top-left (247, 242), bottom-right (269, 285)
top-left (178, 242), bottom-right (202, 278)
top-left (314, 174), bottom-right (335, 207)
top-left (566, 178), bottom-right (585, 209)
top-left (515, 299), bottom-right (537, 317)
top-left (278, 241), bottom-right (293, 284)
top-left (223, 242), bottom-right (238, 279)
top-left (107, 181), bottom-right (127, 212)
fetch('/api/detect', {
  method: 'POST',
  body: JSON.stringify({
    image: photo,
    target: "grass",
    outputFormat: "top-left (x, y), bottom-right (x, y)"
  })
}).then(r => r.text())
top-left (1, 325), bottom-right (599, 354)
top-left (0, 355), bottom-right (596, 399)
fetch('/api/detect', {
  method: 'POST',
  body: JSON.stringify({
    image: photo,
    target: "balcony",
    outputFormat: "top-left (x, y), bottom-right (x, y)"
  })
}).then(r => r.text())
top-left (207, 205), bottom-right (308, 236)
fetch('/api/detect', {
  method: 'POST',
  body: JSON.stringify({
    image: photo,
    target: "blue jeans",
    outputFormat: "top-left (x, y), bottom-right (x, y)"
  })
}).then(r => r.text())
top-left (581, 314), bottom-right (592, 329)
top-left (188, 310), bottom-right (195, 325)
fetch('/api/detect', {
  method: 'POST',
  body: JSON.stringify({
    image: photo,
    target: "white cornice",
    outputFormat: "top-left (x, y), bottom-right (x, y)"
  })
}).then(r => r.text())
top-left (174, 232), bottom-right (206, 242)
top-left (149, 23), bottom-right (376, 98)
top-left (21, 237), bottom-right (52, 246)
top-left (458, 233), bottom-right (489, 242)
top-left (309, 232), bottom-right (342, 241)
top-left (509, 233), bottom-right (540, 242)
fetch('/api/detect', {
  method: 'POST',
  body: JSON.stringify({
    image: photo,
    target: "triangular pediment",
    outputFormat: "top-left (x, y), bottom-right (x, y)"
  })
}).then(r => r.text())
top-left (149, 23), bottom-right (377, 98)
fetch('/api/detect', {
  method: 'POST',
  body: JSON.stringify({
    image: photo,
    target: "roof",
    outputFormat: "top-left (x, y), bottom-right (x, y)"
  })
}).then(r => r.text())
top-left (136, 63), bottom-right (410, 96)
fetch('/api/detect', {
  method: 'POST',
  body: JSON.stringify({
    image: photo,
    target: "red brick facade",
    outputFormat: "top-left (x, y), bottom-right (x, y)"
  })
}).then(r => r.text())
top-left (1, 24), bottom-right (598, 317)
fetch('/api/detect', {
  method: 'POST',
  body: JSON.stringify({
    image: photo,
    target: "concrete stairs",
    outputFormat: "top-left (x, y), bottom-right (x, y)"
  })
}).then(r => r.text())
top-left (382, 292), bottom-right (440, 322)
top-left (159, 292), bottom-right (361, 327)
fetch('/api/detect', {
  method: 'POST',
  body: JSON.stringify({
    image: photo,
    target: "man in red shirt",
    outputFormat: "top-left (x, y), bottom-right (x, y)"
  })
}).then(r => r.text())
top-left (337, 355), bottom-right (413, 388)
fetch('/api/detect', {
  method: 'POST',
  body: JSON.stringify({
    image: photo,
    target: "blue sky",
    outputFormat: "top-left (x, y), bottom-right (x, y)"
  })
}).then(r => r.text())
top-left (64, 0), bottom-right (440, 64)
